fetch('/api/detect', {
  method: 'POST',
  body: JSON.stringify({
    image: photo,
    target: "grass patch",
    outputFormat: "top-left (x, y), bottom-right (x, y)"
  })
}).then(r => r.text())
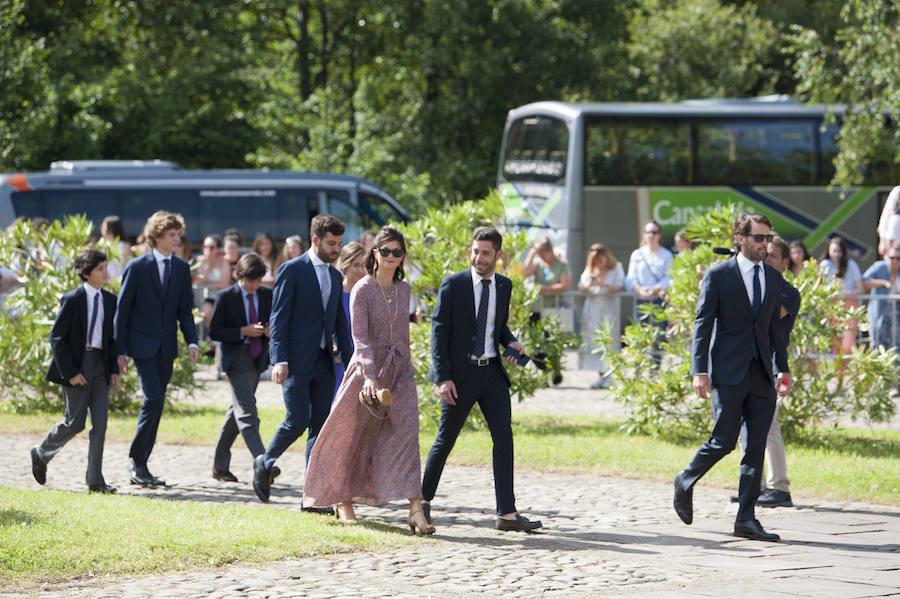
top-left (0, 404), bottom-right (289, 446)
top-left (440, 414), bottom-right (900, 506)
top-left (3, 408), bottom-right (897, 505)
top-left (0, 486), bottom-right (417, 586)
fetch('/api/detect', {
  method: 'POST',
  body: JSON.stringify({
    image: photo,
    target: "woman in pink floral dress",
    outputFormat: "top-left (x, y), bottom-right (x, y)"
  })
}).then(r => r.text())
top-left (302, 225), bottom-right (434, 535)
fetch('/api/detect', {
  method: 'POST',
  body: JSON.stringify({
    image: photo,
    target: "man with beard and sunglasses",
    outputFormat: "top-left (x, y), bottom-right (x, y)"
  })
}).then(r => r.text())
top-left (421, 226), bottom-right (542, 532)
top-left (673, 213), bottom-right (791, 542)
top-left (251, 214), bottom-right (353, 507)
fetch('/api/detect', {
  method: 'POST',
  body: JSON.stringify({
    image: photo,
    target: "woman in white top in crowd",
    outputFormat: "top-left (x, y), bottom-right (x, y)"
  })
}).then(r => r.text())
top-left (100, 215), bottom-right (131, 279)
top-left (624, 221), bottom-right (674, 366)
top-left (196, 234), bottom-right (232, 294)
top-left (578, 243), bottom-right (624, 389)
top-left (820, 237), bottom-right (863, 357)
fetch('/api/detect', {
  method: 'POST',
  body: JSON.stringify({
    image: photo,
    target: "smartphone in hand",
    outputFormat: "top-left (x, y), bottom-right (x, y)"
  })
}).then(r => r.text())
top-left (503, 346), bottom-right (531, 366)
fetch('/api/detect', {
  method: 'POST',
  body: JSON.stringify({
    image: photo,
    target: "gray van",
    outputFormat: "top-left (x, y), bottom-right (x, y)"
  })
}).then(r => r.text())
top-left (0, 160), bottom-right (410, 243)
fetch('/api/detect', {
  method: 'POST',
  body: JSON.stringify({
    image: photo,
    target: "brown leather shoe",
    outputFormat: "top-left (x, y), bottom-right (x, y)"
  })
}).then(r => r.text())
top-left (495, 513), bottom-right (542, 532)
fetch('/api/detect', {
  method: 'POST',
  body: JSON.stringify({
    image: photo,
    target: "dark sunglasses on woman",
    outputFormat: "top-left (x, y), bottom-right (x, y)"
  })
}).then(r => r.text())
top-left (377, 247), bottom-right (404, 258)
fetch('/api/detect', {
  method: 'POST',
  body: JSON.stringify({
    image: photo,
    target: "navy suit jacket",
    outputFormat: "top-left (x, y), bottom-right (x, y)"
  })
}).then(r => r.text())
top-left (114, 253), bottom-right (198, 361)
top-left (268, 253), bottom-right (352, 376)
top-left (209, 283), bottom-right (272, 373)
top-left (46, 286), bottom-right (119, 386)
top-left (428, 269), bottom-right (517, 386)
top-left (691, 256), bottom-right (788, 386)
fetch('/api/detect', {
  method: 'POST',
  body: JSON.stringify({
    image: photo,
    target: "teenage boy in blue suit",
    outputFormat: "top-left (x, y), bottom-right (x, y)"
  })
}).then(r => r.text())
top-left (252, 214), bottom-right (352, 504)
top-left (32, 249), bottom-right (119, 494)
top-left (115, 211), bottom-right (199, 487)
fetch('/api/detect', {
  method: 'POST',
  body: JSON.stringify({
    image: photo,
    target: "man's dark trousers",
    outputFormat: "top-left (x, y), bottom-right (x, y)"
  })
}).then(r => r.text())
top-left (264, 347), bottom-right (335, 468)
top-left (422, 360), bottom-right (516, 516)
top-left (214, 345), bottom-right (266, 470)
top-left (680, 356), bottom-right (776, 522)
top-left (37, 349), bottom-right (109, 486)
top-left (130, 352), bottom-right (174, 468)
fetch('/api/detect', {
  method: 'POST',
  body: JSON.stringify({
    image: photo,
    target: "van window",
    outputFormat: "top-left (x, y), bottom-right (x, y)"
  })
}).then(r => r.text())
top-left (360, 192), bottom-right (404, 227)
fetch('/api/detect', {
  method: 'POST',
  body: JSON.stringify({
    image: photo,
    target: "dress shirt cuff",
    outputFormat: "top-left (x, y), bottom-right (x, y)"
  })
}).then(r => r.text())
top-left (275, 361), bottom-right (287, 367)
top-left (188, 343), bottom-right (199, 351)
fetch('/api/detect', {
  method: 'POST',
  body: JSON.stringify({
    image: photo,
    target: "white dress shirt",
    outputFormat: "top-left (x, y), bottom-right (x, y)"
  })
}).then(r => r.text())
top-left (83, 282), bottom-right (103, 350)
top-left (736, 252), bottom-right (766, 306)
top-left (470, 267), bottom-right (497, 358)
top-left (151, 248), bottom-right (173, 284)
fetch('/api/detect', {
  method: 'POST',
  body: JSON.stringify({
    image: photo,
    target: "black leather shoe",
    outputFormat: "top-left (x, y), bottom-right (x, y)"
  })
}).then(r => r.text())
top-left (673, 473), bottom-right (693, 525)
top-left (734, 518), bottom-right (780, 542)
top-left (212, 468), bottom-right (238, 482)
top-left (252, 455), bottom-right (270, 503)
top-left (128, 460), bottom-right (164, 487)
top-left (301, 506), bottom-right (336, 516)
top-left (89, 483), bottom-right (117, 494)
top-left (30, 447), bottom-right (46, 485)
top-left (495, 513), bottom-right (542, 532)
top-left (269, 465), bottom-right (281, 486)
top-left (729, 493), bottom-right (739, 503)
top-left (757, 488), bottom-right (793, 508)
top-left (422, 502), bottom-right (432, 525)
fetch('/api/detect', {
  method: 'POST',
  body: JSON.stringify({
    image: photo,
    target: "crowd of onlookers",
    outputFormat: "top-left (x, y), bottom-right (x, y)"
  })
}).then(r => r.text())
top-left (6, 187), bottom-right (900, 388)
top-left (520, 184), bottom-right (900, 389)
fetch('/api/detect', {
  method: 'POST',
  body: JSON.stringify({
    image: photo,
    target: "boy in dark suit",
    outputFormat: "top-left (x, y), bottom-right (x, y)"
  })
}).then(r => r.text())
top-left (32, 249), bottom-right (120, 494)
top-left (209, 252), bottom-right (276, 483)
top-left (115, 211), bottom-right (199, 487)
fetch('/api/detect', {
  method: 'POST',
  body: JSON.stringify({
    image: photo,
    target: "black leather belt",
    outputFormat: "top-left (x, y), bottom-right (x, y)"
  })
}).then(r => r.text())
top-left (468, 355), bottom-right (499, 366)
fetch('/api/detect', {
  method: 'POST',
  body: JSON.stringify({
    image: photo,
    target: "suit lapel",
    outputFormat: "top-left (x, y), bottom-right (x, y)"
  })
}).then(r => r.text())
top-left (728, 257), bottom-right (755, 318)
top-left (147, 253), bottom-right (164, 299)
top-left (301, 255), bottom-right (325, 316)
top-left (75, 286), bottom-right (88, 342)
top-left (234, 285), bottom-right (248, 327)
top-left (463, 271), bottom-right (477, 328)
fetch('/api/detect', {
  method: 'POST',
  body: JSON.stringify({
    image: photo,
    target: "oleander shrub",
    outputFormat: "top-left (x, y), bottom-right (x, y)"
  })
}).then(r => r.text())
top-left (0, 215), bottom-right (204, 413)
top-left (596, 205), bottom-right (898, 438)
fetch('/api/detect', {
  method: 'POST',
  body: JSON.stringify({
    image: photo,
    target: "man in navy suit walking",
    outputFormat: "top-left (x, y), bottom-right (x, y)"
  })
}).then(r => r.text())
top-left (673, 213), bottom-right (791, 541)
top-left (421, 226), bottom-right (541, 532)
top-left (115, 211), bottom-right (199, 487)
top-left (252, 214), bottom-right (352, 504)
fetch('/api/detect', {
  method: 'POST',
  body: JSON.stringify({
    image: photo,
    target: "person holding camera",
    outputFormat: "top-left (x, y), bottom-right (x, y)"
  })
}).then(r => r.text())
top-left (302, 225), bottom-right (434, 535)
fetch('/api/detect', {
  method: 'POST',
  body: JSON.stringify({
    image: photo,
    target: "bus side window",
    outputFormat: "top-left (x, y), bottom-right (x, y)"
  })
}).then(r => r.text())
top-left (118, 189), bottom-right (199, 242)
top-left (38, 190), bottom-right (119, 235)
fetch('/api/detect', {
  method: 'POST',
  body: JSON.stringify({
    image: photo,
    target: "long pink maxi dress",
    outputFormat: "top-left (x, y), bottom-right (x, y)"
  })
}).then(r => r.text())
top-left (302, 275), bottom-right (422, 507)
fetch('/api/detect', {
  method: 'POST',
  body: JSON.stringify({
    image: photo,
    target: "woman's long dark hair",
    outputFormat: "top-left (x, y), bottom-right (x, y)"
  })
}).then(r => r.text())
top-left (821, 237), bottom-right (849, 279)
top-left (365, 225), bottom-right (406, 282)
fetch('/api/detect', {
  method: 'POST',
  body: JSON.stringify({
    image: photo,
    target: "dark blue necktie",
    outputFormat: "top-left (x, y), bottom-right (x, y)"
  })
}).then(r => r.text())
top-left (473, 279), bottom-right (491, 357)
top-left (752, 264), bottom-right (761, 319)
top-left (162, 258), bottom-right (171, 294)
top-left (752, 264), bottom-right (761, 359)
top-left (87, 292), bottom-right (100, 349)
